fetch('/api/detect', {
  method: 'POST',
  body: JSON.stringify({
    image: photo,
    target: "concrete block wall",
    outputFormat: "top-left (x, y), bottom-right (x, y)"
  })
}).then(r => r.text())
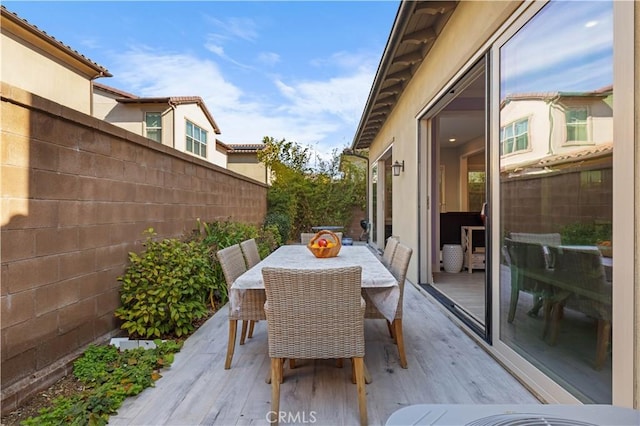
top-left (501, 164), bottom-right (613, 236)
top-left (0, 83), bottom-right (267, 413)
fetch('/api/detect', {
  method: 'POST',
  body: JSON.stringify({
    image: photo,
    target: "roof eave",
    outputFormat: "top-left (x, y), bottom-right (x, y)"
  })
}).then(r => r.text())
top-left (351, 0), bottom-right (458, 150)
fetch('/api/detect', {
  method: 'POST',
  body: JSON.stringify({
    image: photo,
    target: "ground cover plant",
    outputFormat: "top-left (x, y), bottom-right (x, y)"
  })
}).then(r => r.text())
top-left (18, 341), bottom-right (182, 426)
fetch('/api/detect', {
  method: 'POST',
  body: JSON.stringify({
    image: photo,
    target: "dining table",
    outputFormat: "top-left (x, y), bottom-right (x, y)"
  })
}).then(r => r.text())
top-left (230, 244), bottom-right (400, 322)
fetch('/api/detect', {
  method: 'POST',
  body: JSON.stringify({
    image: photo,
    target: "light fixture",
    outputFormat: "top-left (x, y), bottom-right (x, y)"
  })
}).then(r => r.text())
top-left (392, 160), bottom-right (404, 177)
top-left (448, 138), bottom-right (456, 143)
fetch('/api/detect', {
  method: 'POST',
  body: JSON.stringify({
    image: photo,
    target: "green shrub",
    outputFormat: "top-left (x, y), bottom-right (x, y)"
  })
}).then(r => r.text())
top-left (115, 229), bottom-right (213, 338)
top-left (264, 212), bottom-right (291, 244)
top-left (192, 219), bottom-right (280, 304)
top-left (23, 341), bottom-right (182, 426)
top-left (560, 221), bottom-right (612, 245)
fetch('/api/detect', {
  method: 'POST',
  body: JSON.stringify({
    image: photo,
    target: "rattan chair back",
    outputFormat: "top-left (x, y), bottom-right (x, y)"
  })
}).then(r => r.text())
top-left (217, 244), bottom-right (247, 287)
top-left (382, 236), bottom-right (399, 267)
top-left (240, 238), bottom-right (261, 268)
top-left (262, 266), bottom-right (365, 359)
top-left (388, 243), bottom-right (413, 318)
top-left (300, 233), bottom-right (315, 245)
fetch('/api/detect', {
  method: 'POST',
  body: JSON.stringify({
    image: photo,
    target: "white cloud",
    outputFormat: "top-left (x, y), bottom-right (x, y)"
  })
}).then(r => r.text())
top-left (203, 15), bottom-right (259, 42)
top-left (106, 45), bottom-right (374, 161)
top-left (257, 52), bottom-right (280, 66)
top-left (204, 42), bottom-right (225, 57)
top-left (275, 69), bottom-right (375, 125)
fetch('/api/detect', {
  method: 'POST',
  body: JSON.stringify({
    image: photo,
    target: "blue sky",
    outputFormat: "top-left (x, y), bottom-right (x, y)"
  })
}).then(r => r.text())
top-left (500, 0), bottom-right (613, 98)
top-left (5, 1), bottom-right (399, 159)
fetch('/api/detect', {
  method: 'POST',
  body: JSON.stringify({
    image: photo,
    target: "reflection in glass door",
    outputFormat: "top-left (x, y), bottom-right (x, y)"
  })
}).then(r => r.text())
top-left (498, 0), bottom-right (613, 403)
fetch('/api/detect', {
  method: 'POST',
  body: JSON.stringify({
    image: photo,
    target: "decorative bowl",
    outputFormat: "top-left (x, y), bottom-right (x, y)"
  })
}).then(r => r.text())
top-left (307, 230), bottom-right (342, 258)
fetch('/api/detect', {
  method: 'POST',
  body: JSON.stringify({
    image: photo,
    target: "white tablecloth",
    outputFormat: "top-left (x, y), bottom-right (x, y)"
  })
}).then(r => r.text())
top-left (231, 245), bottom-right (400, 321)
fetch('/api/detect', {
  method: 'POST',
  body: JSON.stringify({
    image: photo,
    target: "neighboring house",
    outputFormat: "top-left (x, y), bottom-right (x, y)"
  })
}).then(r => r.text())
top-left (93, 83), bottom-right (227, 168)
top-left (0, 5), bottom-right (111, 114)
top-left (500, 87), bottom-right (613, 171)
top-left (226, 143), bottom-right (271, 184)
top-left (352, 0), bottom-right (636, 410)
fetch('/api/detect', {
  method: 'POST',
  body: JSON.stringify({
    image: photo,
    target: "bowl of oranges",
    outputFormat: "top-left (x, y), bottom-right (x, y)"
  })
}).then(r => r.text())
top-left (307, 230), bottom-right (342, 258)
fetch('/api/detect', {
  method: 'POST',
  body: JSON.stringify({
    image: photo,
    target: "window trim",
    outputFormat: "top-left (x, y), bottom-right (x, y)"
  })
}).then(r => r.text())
top-left (500, 116), bottom-right (530, 156)
top-left (144, 112), bottom-right (162, 143)
top-left (563, 106), bottom-right (591, 145)
top-left (185, 120), bottom-right (208, 159)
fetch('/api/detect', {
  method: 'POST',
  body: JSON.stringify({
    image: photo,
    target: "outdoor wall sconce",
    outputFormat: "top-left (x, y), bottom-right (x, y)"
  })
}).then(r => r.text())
top-left (392, 160), bottom-right (405, 177)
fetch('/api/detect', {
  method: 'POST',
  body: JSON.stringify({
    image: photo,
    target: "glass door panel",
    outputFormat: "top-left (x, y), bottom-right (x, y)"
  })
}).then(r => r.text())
top-left (498, 0), bottom-right (613, 403)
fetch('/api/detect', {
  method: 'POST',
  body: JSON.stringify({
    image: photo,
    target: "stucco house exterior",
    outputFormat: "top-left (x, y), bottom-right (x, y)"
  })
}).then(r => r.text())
top-left (93, 83), bottom-right (228, 168)
top-left (0, 5), bottom-right (110, 114)
top-left (353, 0), bottom-right (637, 408)
top-left (226, 143), bottom-right (270, 185)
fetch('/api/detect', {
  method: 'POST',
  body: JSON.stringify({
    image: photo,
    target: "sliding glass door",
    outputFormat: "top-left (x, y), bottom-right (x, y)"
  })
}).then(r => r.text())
top-left (497, 0), bottom-right (614, 403)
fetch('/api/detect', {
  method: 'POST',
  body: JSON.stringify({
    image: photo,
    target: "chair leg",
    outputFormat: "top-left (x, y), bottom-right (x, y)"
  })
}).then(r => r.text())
top-left (265, 359), bottom-right (286, 384)
top-left (542, 298), bottom-right (553, 340)
top-left (364, 363), bottom-right (371, 384)
top-left (547, 303), bottom-right (563, 345)
top-left (270, 358), bottom-right (282, 425)
top-left (595, 319), bottom-right (611, 370)
top-left (248, 320), bottom-right (256, 339)
top-left (353, 357), bottom-right (368, 426)
top-left (386, 320), bottom-right (395, 340)
top-left (507, 281), bottom-right (520, 323)
top-left (289, 359), bottom-right (296, 369)
top-left (350, 359), bottom-right (371, 384)
top-left (393, 319), bottom-right (408, 368)
top-left (225, 320), bottom-right (237, 369)
top-left (336, 358), bottom-right (344, 368)
top-left (240, 320), bottom-right (249, 345)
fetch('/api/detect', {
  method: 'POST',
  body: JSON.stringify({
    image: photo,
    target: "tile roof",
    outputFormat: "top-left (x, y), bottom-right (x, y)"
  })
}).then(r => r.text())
top-left (226, 144), bottom-right (267, 153)
top-left (1, 5), bottom-right (111, 78)
top-left (94, 82), bottom-right (221, 135)
top-left (502, 142), bottom-right (613, 173)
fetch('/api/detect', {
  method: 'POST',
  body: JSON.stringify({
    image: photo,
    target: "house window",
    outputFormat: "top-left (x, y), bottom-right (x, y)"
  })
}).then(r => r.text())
top-left (145, 112), bottom-right (162, 143)
top-left (500, 118), bottom-right (529, 155)
top-left (186, 121), bottom-right (207, 158)
top-left (565, 107), bottom-right (588, 143)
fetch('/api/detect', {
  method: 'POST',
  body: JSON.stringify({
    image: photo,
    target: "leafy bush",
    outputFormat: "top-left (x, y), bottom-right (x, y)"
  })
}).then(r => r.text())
top-left (264, 212), bottom-right (291, 245)
top-left (192, 219), bottom-right (280, 304)
top-left (23, 341), bottom-right (182, 426)
top-left (258, 137), bottom-right (366, 242)
top-left (560, 221), bottom-right (612, 245)
top-left (115, 229), bottom-right (213, 338)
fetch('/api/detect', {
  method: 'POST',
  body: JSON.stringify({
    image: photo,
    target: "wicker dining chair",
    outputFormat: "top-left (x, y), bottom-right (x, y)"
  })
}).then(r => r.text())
top-left (381, 236), bottom-right (399, 267)
top-left (240, 238), bottom-right (261, 268)
top-left (239, 238), bottom-right (263, 339)
top-left (300, 233), bottom-right (315, 245)
top-left (216, 244), bottom-right (266, 369)
top-left (364, 242), bottom-right (412, 368)
top-left (262, 266), bottom-right (367, 426)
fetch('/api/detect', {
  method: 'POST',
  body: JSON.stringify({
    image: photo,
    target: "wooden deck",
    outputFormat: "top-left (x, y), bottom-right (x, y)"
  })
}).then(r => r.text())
top-left (109, 283), bottom-right (540, 426)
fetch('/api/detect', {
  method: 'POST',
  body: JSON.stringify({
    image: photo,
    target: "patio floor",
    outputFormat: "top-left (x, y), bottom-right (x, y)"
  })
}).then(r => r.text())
top-left (108, 282), bottom-right (540, 426)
